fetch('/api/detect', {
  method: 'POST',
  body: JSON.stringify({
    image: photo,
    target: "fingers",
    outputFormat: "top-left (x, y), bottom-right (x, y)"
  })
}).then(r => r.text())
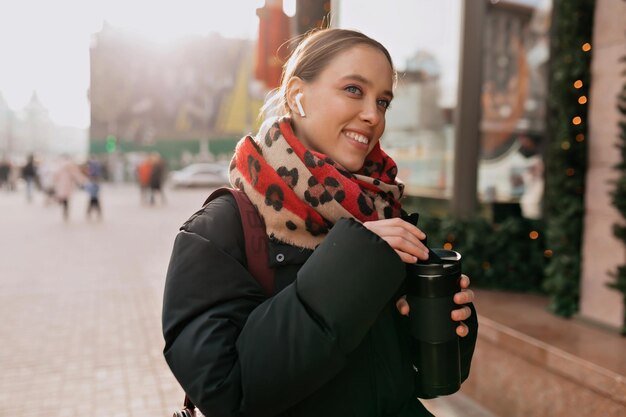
top-left (399, 296), bottom-right (471, 337)
top-left (395, 296), bottom-right (409, 316)
top-left (451, 305), bottom-right (472, 321)
top-left (363, 218), bottom-right (429, 263)
top-left (394, 249), bottom-right (420, 264)
top-left (398, 297), bottom-right (471, 321)
top-left (454, 289), bottom-right (475, 305)
top-left (364, 219), bottom-right (428, 250)
top-left (370, 217), bottom-right (426, 240)
top-left (454, 276), bottom-right (474, 308)
top-left (456, 322), bottom-right (469, 337)
top-left (460, 274), bottom-right (471, 288)
top-left (390, 238), bottom-right (428, 262)
top-left (363, 218), bottom-right (426, 239)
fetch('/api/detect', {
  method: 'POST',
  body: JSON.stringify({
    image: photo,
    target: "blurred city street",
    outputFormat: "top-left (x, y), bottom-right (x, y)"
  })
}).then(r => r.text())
top-left (0, 184), bottom-right (203, 417)
top-left (0, 183), bottom-right (498, 417)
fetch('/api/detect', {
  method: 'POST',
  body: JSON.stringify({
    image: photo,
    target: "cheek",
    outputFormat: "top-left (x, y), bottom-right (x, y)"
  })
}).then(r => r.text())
top-left (312, 110), bottom-right (339, 144)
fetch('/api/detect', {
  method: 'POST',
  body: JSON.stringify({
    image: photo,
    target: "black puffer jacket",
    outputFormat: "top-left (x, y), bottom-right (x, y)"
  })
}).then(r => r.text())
top-left (162, 194), bottom-right (477, 417)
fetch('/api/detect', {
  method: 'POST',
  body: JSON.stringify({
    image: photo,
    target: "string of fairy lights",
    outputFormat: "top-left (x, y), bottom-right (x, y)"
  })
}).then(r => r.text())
top-left (441, 40), bottom-right (593, 261)
top-left (542, 0), bottom-right (594, 317)
top-left (421, 2), bottom-right (596, 302)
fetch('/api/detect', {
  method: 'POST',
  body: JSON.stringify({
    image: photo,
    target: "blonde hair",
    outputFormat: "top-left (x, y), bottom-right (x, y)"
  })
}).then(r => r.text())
top-left (259, 28), bottom-right (396, 120)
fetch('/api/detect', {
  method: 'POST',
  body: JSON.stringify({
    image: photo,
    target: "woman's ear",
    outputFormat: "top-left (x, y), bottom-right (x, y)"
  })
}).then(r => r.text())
top-left (286, 77), bottom-right (306, 118)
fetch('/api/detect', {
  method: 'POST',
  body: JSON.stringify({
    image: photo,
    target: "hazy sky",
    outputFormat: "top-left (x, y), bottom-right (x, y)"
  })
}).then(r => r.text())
top-left (0, 0), bottom-right (464, 129)
top-left (338, 0), bottom-right (462, 108)
top-left (0, 0), bottom-right (276, 128)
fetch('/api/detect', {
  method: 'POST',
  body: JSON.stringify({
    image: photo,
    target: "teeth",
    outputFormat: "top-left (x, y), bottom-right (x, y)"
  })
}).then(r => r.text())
top-left (345, 131), bottom-right (369, 144)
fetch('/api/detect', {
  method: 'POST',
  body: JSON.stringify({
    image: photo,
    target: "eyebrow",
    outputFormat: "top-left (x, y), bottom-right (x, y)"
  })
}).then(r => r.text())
top-left (341, 74), bottom-right (394, 100)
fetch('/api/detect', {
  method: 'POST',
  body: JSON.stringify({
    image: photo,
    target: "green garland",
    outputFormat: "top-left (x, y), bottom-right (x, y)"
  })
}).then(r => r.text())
top-left (420, 216), bottom-right (547, 293)
top-left (608, 59), bottom-right (626, 335)
top-left (543, 0), bottom-right (594, 317)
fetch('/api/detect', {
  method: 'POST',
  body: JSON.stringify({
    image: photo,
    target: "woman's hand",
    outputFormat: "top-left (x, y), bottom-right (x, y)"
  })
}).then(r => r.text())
top-left (396, 274), bottom-right (475, 337)
top-left (363, 218), bottom-right (429, 263)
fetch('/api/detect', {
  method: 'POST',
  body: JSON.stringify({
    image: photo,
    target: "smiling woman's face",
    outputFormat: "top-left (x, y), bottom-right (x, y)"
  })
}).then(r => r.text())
top-left (291, 45), bottom-right (394, 172)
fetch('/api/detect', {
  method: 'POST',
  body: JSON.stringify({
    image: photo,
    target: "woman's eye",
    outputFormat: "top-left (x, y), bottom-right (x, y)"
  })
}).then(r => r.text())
top-left (345, 85), bottom-right (362, 95)
top-left (377, 99), bottom-right (391, 110)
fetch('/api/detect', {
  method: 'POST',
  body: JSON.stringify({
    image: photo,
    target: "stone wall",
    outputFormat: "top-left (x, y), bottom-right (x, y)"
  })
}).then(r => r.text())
top-left (462, 317), bottom-right (626, 417)
top-left (580, 0), bottom-right (626, 329)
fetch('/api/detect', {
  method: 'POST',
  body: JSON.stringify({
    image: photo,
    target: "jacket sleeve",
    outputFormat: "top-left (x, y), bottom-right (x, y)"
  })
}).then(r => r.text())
top-left (162, 196), bottom-right (407, 417)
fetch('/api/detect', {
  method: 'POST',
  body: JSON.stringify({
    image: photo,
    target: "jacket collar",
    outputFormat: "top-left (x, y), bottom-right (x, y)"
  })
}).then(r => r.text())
top-left (267, 239), bottom-right (313, 268)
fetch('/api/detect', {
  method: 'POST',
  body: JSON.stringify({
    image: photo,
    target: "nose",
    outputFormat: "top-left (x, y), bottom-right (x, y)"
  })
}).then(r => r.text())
top-left (359, 100), bottom-right (382, 126)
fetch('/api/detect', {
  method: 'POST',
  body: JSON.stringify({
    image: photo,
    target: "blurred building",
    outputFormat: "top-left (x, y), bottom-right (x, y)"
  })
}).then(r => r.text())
top-left (0, 92), bottom-right (87, 161)
top-left (383, 52), bottom-right (451, 195)
top-left (87, 1), bottom-right (331, 166)
top-left (88, 23), bottom-right (264, 161)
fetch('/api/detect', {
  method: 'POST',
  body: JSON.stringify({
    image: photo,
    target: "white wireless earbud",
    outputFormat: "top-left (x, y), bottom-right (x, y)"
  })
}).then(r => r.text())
top-left (295, 92), bottom-right (306, 117)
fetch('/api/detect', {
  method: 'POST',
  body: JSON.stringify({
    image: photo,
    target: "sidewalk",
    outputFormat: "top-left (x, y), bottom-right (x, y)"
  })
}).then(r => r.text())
top-left (0, 185), bottom-right (191, 417)
top-left (0, 184), bottom-right (496, 417)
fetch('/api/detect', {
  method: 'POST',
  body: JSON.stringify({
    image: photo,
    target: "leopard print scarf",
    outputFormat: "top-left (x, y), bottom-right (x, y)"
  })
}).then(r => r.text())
top-left (229, 117), bottom-right (404, 249)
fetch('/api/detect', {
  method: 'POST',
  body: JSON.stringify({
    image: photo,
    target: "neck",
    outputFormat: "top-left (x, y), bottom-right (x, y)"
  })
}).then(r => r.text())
top-left (289, 118), bottom-right (317, 153)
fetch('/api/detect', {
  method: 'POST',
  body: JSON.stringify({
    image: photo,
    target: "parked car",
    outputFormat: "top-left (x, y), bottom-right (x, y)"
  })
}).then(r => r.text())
top-left (169, 162), bottom-right (230, 188)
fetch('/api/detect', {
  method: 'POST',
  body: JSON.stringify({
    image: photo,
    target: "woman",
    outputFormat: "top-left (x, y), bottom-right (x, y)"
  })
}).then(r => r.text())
top-left (163, 28), bottom-right (477, 417)
top-left (53, 155), bottom-right (88, 221)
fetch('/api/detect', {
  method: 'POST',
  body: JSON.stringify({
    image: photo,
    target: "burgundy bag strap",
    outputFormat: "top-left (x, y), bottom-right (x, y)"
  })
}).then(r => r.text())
top-left (204, 187), bottom-right (274, 295)
top-left (178, 188), bottom-right (274, 415)
top-left (228, 189), bottom-right (275, 296)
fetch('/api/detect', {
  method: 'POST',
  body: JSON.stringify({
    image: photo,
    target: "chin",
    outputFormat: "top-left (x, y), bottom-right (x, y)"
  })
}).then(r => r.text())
top-left (341, 160), bottom-right (365, 173)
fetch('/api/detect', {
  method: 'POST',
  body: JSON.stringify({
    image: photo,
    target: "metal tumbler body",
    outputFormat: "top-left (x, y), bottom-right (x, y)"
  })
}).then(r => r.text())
top-left (405, 249), bottom-right (462, 398)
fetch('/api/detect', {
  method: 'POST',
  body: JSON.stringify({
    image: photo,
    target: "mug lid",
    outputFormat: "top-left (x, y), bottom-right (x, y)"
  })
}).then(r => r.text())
top-left (409, 249), bottom-right (461, 276)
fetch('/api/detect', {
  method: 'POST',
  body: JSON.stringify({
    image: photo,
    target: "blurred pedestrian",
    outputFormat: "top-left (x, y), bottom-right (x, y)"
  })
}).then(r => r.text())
top-left (53, 155), bottom-right (87, 221)
top-left (137, 155), bottom-right (153, 204)
top-left (162, 28), bottom-right (477, 417)
top-left (7, 161), bottom-right (19, 191)
top-left (149, 153), bottom-right (166, 205)
top-left (38, 157), bottom-right (58, 205)
top-left (22, 154), bottom-right (38, 202)
top-left (86, 155), bottom-right (104, 180)
top-left (85, 176), bottom-right (102, 221)
top-left (0, 157), bottom-right (10, 191)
